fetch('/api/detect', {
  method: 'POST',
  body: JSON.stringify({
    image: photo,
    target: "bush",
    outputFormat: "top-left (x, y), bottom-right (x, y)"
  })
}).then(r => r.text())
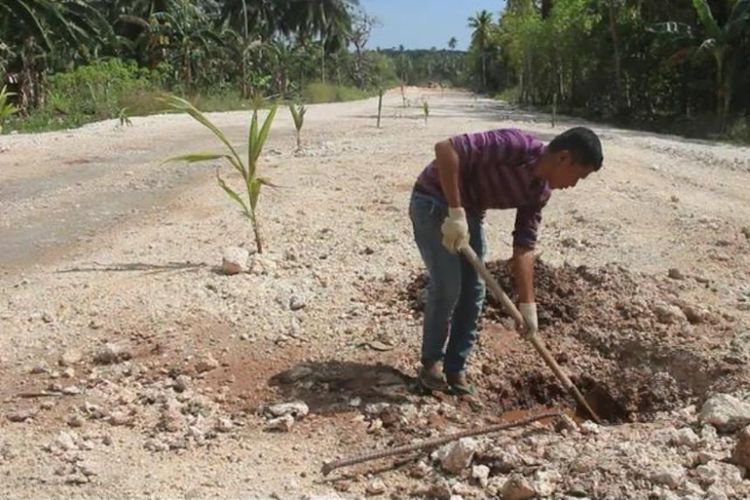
top-left (45, 58), bottom-right (166, 121)
top-left (727, 116), bottom-right (750, 143)
top-left (496, 87), bottom-right (520, 103)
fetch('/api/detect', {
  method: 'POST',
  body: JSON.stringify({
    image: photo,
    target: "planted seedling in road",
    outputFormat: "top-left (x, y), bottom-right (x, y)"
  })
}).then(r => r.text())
top-left (163, 95), bottom-right (278, 254)
top-left (117, 107), bottom-right (133, 128)
top-left (289, 102), bottom-right (306, 150)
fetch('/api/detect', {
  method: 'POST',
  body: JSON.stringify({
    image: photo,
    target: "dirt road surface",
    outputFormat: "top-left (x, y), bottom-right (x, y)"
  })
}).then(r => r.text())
top-left (1, 88), bottom-right (749, 498)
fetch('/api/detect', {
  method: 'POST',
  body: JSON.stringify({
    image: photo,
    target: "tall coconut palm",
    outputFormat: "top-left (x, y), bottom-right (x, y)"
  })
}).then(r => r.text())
top-left (468, 10), bottom-right (494, 91)
top-left (219, 0), bottom-right (279, 40)
top-left (289, 0), bottom-right (357, 83)
top-left (220, 0), bottom-right (356, 83)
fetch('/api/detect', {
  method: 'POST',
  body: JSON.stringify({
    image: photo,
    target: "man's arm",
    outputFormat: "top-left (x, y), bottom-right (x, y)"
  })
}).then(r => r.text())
top-left (512, 246), bottom-right (535, 303)
top-left (512, 204), bottom-right (544, 336)
top-left (433, 139), bottom-right (469, 252)
top-left (434, 139), bottom-right (461, 208)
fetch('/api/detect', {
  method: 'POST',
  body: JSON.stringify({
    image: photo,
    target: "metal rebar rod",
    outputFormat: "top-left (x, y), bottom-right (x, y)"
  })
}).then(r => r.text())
top-left (321, 411), bottom-right (562, 476)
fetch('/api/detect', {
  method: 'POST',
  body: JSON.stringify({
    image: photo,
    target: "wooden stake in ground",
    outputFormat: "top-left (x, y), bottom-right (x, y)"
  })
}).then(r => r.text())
top-left (552, 92), bottom-right (557, 128)
top-left (377, 89), bottom-right (383, 128)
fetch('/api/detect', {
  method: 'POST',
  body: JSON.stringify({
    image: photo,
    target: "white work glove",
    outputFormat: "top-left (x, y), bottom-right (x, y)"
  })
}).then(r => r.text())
top-left (518, 303), bottom-right (539, 339)
top-left (440, 207), bottom-right (469, 253)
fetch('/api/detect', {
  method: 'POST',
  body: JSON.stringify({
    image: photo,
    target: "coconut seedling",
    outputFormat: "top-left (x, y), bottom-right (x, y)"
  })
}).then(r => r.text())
top-left (117, 107), bottom-right (133, 128)
top-left (289, 101), bottom-right (306, 150)
top-left (163, 95), bottom-right (278, 254)
top-left (0, 85), bottom-right (19, 134)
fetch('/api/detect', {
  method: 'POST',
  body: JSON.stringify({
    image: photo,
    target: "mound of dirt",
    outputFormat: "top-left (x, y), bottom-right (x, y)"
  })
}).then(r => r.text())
top-left (370, 259), bottom-right (746, 423)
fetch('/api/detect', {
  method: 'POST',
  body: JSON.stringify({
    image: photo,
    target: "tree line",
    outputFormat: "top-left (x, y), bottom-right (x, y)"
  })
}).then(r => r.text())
top-left (466, 0), bottom-right (750, 138)
top-left (1, 1), bottom-right (748, 141)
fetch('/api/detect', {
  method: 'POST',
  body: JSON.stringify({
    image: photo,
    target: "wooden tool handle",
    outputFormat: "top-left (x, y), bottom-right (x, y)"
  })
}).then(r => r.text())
top-left (459, 246), bottom-right (601, 424)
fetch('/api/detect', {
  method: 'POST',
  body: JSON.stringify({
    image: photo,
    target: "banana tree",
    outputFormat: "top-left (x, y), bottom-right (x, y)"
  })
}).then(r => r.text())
top-left (152, 1), bottom-right (217, 88)
top-left (694, 0), bottom-right (749, 129)
top-left (163, 96), bottom-right (278, 254)
top-left (0, 0), bottom-right (112, 111)
top-left (654, 0), bottom-right (750, 129)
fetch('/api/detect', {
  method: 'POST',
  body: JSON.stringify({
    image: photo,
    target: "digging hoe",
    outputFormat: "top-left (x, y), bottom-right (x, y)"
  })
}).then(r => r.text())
top-left (459, 245), bottom-right (602, 424)
top-left (319, 246), bottom-right (603, 477)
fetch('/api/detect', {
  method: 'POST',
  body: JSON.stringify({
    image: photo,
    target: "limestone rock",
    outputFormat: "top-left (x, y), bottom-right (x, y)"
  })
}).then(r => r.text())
top-left (699, 394), bottom-right (750, 432)
top-left (221, 246), bottom-right (249, 275)
top-left (436, 438), bottom-right (477, 474)
top-left (502, 474), bottom-right (537, 500)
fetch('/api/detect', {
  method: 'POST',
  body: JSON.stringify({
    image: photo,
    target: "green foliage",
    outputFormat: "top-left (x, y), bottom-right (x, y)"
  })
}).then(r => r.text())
top-left (3, 0), bottom-right (748, 142)
top-left (47, 59), bottom-right (163, 119)
top-left (422, 99), bottom-right (429, 125)
top-left (496, 86), bottom-right (520, 103)
top-left (473, 0), bottom-right (750, 140)
top-left (2, 0), bottom-right (378, 126)
top-left (163, 95), bottom-right (278, 254)
top-left (727, 116), bottom-right (750, 143)
top-left (0, 85), bottom-right (19, 134)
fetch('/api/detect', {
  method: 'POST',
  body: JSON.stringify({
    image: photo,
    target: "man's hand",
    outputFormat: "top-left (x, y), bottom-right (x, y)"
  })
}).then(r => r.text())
top-left (441, 207), bottom-right (469, 253)
top-left (518, 302), bottom-right (539, 338)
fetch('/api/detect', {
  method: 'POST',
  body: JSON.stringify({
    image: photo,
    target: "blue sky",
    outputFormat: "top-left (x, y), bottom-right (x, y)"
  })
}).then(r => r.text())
top-left (359, 0), bottom-right (507, 51)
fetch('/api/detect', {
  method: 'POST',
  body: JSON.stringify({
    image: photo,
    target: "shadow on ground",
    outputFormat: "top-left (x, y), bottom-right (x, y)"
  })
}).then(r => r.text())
top-left (269, 361), bottom-right (417, 416)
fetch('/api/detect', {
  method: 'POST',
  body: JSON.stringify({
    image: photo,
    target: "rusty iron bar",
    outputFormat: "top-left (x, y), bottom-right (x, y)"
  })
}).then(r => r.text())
top-left (459, 246), bottom-right (602, 424)
top-left (321, 411), bottom-right (562, 476)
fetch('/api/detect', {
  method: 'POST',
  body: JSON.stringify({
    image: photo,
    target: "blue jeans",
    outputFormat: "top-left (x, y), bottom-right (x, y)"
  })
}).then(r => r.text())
top-left (409, 190), bottom-right (487, 375)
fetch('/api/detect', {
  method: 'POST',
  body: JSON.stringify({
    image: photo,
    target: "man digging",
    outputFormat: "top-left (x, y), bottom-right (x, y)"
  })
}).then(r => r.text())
top-left (409, 127), bottom-right (604, 394)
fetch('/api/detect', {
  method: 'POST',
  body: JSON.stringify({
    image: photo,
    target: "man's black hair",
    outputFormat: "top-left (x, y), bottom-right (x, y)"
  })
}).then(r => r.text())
top-left (548, 126), bottom-right (603, 170)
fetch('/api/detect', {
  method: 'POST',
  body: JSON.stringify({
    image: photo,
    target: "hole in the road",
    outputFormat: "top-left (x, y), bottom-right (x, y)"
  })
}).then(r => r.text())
top-left (366, 257), bottom-right (742, 424)
top-left (577, 378), bottom-right (629, 423)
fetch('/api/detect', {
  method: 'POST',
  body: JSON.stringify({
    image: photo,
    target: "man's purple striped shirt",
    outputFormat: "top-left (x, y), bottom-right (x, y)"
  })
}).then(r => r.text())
top-left (415, 128), bottom-right (551, 249)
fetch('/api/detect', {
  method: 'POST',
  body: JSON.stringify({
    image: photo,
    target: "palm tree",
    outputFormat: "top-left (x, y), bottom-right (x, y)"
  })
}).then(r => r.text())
top-left (448, 36), bottom-right (458, 50)
top-left (154, 0), bottom-right (217, 88)
top-left (276, 0), bottom-right (356, 84)
top-left (219, 0), bottom-right (356, 85)
top-left (0, 0), bottom-right (112, 110)
top-left (101, 0), bottom-right (188, 56)
top-left (468, 10), bottom-right (493, 90)
top-left (219, 0), bottom-right (277, 40)
top-left (119, 0), bottom-right (218, 86)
